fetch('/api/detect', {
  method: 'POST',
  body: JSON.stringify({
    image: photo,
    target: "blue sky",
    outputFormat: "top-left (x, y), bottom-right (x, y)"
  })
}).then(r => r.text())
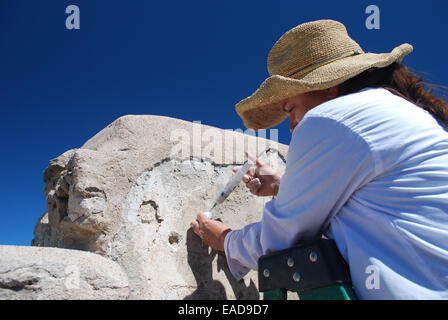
top-left (1, 0), bottom-right (447, 246)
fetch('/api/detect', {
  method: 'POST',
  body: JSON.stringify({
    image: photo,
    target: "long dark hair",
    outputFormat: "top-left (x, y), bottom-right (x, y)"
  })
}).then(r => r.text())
top-left (338, 63), bottom-right (448, 126)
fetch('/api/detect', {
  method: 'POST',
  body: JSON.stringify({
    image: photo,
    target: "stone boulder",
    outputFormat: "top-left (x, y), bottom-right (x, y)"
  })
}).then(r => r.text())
top-left (31, 115), bottom-right (288, 299)
top-left (0, 245), bottom-right (129, 300)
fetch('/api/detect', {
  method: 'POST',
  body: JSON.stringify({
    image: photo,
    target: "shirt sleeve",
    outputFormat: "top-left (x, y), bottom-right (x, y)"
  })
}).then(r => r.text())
top-left (224, 115), bottom-right (379, 280)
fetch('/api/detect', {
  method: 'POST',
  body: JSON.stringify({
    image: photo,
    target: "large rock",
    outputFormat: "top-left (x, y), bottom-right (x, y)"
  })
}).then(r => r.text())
top-left (31, 115), bottom-right (288, 299)
top-left (0, 245), bottom-right (129, 300)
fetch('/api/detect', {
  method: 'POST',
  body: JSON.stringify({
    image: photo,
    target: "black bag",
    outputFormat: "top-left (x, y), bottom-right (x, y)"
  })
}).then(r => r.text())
top-left (258, 238), bottom-right (352, 293)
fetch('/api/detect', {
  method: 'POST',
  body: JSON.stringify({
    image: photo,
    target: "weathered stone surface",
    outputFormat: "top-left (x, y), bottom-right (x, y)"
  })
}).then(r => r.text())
top-left (31, 115), bottom-right (289, 299)
top-left (0, 245), bottom-right (129, 300)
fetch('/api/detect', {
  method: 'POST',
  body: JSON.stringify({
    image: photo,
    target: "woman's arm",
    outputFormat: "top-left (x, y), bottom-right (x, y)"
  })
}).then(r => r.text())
top-left (224, 115), bottom-right (378, 280)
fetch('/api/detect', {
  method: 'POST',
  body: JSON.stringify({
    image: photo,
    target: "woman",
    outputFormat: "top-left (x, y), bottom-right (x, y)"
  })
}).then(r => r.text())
top-left (190, 19), bottom-right (448, 299)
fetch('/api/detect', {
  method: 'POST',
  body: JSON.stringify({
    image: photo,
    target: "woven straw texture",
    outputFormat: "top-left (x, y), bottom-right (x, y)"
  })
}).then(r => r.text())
top-left (235, 20), bottom-right (413, 130)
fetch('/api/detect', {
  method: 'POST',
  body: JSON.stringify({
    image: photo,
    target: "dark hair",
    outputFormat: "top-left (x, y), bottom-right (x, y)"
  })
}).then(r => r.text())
top-left (338, 63), bottom-right (448, 126)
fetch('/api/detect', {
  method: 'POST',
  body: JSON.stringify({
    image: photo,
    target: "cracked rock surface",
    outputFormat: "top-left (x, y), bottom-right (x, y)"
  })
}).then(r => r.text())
top-left (26, 115), bottom-right (289, 299)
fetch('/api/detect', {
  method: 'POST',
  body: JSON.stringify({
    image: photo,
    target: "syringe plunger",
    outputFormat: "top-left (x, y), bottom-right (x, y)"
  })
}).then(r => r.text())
top-left (215, 159), bottom-right (254, 204)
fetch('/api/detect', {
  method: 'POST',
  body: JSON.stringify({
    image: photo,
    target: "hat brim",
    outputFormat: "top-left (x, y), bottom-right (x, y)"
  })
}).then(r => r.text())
top-left (235, 43), bottom-right (413, 130)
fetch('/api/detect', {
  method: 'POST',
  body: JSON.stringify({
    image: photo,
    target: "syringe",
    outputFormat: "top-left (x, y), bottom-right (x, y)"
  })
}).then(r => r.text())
top-left (208, 159), bottom-right (255, 215)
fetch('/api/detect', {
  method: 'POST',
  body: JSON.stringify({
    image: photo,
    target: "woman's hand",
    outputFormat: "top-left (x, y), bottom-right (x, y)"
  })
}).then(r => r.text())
top-left (190, 213), bottom-right (231, 252)
top-left (234, 152), bottom-right (282, 197)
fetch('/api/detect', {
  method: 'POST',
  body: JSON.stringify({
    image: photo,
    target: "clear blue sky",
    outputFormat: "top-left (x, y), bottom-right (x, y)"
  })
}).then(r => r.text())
top-left (1, 0), bottom-right (447, 246)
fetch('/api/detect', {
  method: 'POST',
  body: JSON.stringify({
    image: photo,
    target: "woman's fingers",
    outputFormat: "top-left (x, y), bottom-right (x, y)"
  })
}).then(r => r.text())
top-left (190, 220), bottom-right (201, 237)
top-left (190, 213), bottom-right (231, 251)
top-left (235, 153), bottom-right (279, 196)
top-left (197, 212), bottom-right (210, 224)
top-left (249, 166), bottom-right (256, 176)
top-left (236, 163), bottom-right (256, 184)
top-left (247, 177), bottom-right (261, 195)
top-left (190, 212), bottom-right (210, 240)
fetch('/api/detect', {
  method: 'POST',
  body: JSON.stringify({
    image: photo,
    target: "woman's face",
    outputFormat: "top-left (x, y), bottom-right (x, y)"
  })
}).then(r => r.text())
top-left (282, 86), bottom-right (339, 133)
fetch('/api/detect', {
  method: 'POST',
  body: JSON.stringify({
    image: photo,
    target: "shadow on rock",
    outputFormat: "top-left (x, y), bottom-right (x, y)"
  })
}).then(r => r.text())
top-left (184, 228), bottom-right (226, 299)
top-left (217, 252), bottom-right (259, 299)
top-left (184, 228), bottom-right (259, 300)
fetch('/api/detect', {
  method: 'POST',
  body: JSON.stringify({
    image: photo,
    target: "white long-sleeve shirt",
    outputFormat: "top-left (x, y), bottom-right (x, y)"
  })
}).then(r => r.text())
top-left (224, 87), bottom-right (448, 299)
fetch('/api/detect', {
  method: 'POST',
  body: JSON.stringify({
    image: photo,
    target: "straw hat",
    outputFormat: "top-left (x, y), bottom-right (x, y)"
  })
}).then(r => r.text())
top-left (235, 19), bottom-right (413, 130)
